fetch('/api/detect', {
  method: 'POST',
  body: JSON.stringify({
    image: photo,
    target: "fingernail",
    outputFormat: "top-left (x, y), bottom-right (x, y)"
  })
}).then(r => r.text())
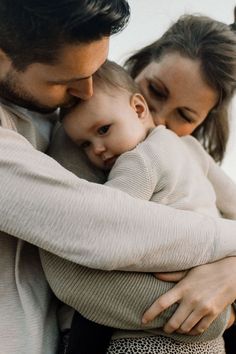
top-left (142, 318), bottom-right (148, 324)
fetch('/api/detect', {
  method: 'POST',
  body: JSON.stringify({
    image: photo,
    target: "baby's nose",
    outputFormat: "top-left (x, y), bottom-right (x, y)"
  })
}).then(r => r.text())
top-left (94, 144), bottom-right (106, 155)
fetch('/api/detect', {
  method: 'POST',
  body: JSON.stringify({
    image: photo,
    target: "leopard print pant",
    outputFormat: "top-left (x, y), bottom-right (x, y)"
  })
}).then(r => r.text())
top-left (107, 335), bottom-right (225, 354)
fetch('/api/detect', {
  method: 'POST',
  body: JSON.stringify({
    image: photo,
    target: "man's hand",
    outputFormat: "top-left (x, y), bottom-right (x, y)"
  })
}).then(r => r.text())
top-left (142, 257), bottom-right (236, 335)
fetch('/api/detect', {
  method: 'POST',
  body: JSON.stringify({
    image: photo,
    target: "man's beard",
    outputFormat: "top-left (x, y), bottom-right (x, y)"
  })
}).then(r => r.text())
top-left (0, 71), bottom-right (77, 114)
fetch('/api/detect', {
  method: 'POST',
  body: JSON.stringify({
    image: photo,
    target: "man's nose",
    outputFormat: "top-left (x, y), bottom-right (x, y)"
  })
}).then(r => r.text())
top-left (67, 77), bottom-right (93, 100)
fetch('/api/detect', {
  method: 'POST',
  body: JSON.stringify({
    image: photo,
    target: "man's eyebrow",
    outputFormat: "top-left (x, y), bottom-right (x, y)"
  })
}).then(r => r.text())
top-left (49, 59), bottom-right (107, 85)
top-left (48, 76), bottom-right (91, 84)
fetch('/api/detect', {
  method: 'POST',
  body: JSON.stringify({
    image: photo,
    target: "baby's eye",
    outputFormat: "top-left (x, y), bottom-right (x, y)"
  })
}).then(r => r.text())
top-left (97, 125), bottom-right (110, 135)
top-left (80, 141), bottom-right (91, 149)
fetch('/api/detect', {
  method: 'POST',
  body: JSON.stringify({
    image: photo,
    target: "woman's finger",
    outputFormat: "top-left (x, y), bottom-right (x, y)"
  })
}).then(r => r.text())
top-left (178, 308), bottom-right (214, 334)
top-left (187, 304), bottom-right (235, 336)
top-left (142, 287), bottom-right (181, 324)
top-left (154, 270), bottom-right (188, 282)
top-left (187, 314), bottom-right (217, 335)
top-left (162, 302), bottom-right (193, 333)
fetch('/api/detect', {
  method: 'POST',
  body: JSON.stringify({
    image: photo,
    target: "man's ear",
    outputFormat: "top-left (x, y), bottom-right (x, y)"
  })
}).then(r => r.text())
top-left (0, 49), bottom-right (11, 62)
top-left (130, 93), bottom-right (149, 120)
top-left (0, 49), bottom-right (12, 77)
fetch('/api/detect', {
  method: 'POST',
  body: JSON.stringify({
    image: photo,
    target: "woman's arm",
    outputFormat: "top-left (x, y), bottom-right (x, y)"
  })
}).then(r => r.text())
top-left (140, 145), bottom-right (236, 334)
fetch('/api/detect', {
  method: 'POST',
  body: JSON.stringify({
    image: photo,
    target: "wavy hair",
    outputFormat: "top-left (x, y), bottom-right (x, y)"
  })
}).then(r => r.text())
top-left (125, 14), bottom-right (236, 162)
top-left (0, 0), bottom-right (130, 71)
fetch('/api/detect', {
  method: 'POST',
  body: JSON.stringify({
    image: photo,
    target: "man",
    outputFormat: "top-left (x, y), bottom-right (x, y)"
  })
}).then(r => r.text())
top-left (0, 1), bottom-right (130, 353)
top-left (0, 1), bottom-right (236, 353)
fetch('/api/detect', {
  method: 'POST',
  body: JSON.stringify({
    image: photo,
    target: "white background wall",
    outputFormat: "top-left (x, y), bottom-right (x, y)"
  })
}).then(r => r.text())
top-left (109, 0), bottom-right (236, 181)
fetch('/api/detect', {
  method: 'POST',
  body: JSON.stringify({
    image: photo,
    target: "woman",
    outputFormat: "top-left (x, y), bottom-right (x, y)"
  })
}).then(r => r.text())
top-left (124, 13), bottom-right (236, 353)
top-left (42, 14), bottom-right (236, 354)
top-left (125, 15), bottom-right (236, 164)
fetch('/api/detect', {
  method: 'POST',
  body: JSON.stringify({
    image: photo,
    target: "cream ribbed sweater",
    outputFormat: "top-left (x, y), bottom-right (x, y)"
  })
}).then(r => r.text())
top-left (0, 103), bottom-right (236, 352)
top-left (42, 125), bottom-right (236, 344)
top-left (107, 126), bottom-right (236, 219)
top-left (0, 103), bottom-right (58, 354)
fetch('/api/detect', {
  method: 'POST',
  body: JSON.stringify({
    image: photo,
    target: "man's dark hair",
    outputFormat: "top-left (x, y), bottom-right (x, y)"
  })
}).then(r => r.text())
top-left (0, 0), bottom-right (130, 71)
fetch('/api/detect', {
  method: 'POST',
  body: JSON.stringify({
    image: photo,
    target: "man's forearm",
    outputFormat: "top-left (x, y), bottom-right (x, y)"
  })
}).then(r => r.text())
top-left (1, 127), bottom-right (236, 271)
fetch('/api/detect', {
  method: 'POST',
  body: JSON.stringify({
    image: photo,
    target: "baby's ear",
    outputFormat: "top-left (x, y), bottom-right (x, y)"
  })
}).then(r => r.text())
top-left (130, 93), bottom-right (149, 119)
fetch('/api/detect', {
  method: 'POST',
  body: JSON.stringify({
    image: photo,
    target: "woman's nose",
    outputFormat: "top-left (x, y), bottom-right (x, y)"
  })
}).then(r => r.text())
top-left (67, 77), bottom-right (93, 100)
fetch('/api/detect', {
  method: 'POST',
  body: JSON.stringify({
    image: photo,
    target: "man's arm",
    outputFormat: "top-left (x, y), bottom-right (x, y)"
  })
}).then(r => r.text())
top-left (1, 126), bottom-right (236, 271)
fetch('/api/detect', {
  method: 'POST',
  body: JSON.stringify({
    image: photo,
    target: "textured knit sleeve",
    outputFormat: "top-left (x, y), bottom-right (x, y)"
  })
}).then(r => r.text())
top-left (1, 126), bottom-right (236, 271)
top-left (41, 130), bottom-right (229, 342)
top-left (207, 156), bottom-right (236, 219)
top-left (40, 126), bottom-right (230, 343)
top-left (40, 249), bottom-right (230, 343)
top-left (183, 135), bottom-right (236, 220)
top-left (106, 147), bottom-right (158, 200)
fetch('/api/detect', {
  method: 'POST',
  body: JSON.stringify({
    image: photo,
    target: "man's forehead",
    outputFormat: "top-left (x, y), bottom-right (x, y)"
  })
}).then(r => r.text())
top-left (25, 38), bottom-right (109, 83)
top-left (54, 38), bottom-right (109, 73)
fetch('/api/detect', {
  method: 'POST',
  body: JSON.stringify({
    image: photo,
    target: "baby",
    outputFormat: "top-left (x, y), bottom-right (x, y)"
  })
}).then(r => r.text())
top-left (58, 60), bottom-right (236, 354)
top-left (63, 60), bottom-right (230, 218)
top-left (63, 61), bottom-right (154, 171)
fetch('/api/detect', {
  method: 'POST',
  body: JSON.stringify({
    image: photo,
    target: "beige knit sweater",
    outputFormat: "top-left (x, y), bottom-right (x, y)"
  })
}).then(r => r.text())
top-left (0, 103), bottom-right (58, 354)
top-left (0, 103), bottom-right (236, 352)
top-left (41, 124), bottom-right (235, 344)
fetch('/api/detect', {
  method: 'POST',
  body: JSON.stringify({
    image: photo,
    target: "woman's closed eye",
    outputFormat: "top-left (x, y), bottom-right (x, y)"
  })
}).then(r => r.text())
top-left (148, 83), bottom-right (167, 100)
top-left (177, 109), bottom-right (195, 124)
top-left (97, 124), bottom-right (111, 135)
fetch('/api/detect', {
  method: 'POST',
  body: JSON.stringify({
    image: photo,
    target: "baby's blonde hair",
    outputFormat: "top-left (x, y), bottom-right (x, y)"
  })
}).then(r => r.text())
top-left (93, 60), bottom-right (140, 96)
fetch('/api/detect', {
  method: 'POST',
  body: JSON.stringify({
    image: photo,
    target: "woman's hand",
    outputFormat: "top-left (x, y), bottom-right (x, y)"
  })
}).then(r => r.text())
top-left (142, 257), bottom-right (236, 335)
top-left (227, 306), bottom-right (236, 329)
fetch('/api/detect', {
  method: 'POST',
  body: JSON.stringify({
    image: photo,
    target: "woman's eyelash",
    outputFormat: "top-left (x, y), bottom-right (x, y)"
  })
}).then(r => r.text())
top-left (177, 109), bottom-right (193, 123)
top-left (148, 83), bottom-right (166, 99)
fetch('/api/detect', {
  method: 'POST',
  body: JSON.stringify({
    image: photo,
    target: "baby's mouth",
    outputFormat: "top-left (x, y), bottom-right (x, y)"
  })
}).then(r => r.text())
top-left (104, 156), bottom-right (117, 169)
